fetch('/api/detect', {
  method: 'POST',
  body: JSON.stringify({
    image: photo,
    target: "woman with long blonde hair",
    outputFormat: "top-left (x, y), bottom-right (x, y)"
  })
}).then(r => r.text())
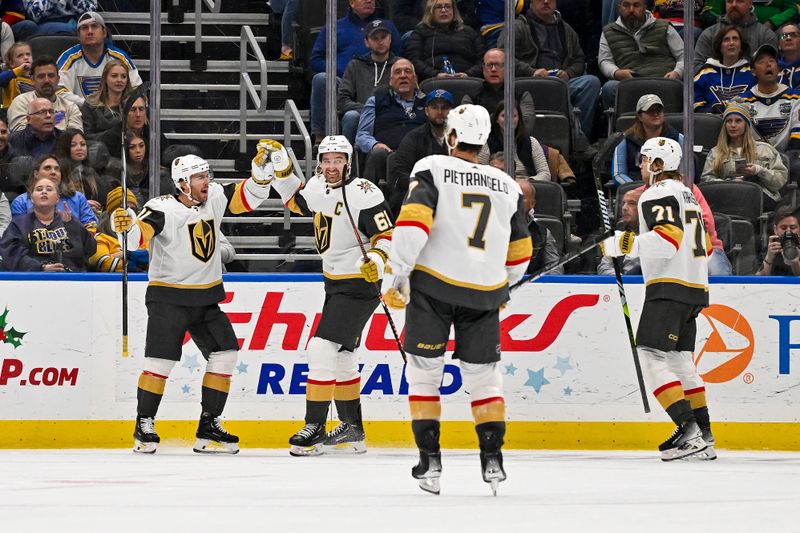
top-left (81, 60), bottom-right (132, 141)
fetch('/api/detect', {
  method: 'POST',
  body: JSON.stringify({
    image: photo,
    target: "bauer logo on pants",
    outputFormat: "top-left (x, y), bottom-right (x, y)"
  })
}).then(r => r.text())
top-left (694, 304), bottom-right (754, 383)
top-left (188, 219), bottom-right (216, 262)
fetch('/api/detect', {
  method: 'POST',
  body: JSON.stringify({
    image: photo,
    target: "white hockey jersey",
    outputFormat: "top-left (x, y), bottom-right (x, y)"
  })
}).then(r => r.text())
top-left (56, 45), bottom-right (143, 104)
top-left (636, 178), bottom-right (710, 306)
top-left (740, 84), bottom-right (800, 152)
top-left (271, 172), bottom-right (393, 294)
top-left (128, 179), bottom-right (269, 305)
top-left (389, 154), bottom-right (532, 310)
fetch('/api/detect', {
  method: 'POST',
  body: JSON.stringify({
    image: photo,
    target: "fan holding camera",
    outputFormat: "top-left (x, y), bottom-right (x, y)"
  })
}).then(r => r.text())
top-left (757, 205), bottom-right (800, 276)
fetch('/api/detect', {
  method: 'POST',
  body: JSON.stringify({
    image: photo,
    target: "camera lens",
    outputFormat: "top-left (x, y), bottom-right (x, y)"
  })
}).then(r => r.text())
top-left (781, 230), bottom-right (799, 261)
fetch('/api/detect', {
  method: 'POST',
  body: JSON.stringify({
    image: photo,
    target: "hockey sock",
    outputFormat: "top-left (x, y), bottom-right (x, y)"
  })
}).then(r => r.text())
top-left (684, 387), bottom-right (707, 411)
top-left (201, 372), bottom-right (231, 417)
top-left (333, 376), bottom-right (361, 425)
top-left (693, 406), bottom-right (711, 430)
top-left (412, 419), bottom-right (440, 453)
top-left (653, 380), bottom-right (685, 412)
top-left (665, 398), bottom-right (694, 426)
top-left (137, 371), bottom-right (167, 418)
top-left (471, 396), bottom-right (505, 427)
top-left (475, 421), bottom-right (506, 453)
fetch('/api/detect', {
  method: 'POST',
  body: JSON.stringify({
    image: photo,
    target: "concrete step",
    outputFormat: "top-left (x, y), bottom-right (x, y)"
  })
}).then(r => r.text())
top-left (135, 59), bottom-right (289, 73)
top-left (160, 109), bottom-right (308, 120)
top-left (103, 12), bottom-right (271, 26)
top-left (160, 83), bottom-right (287, 92)
top-left (116, 34), bottom-right (268, 43)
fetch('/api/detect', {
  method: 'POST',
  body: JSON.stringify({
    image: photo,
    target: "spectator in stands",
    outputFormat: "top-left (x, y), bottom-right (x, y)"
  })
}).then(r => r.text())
top-left (478, 100), bottom-right (551, 181)
top-left (694, 25), bottom-right (755, 114)
top-left (0, 160), bottom-right (96, 271)
top-left (8, 97), bottom-right (62, 158)
top-left (96, 94), bottom-right (167, 162)
top-left (519, 179), bottom-right (564, 275)
top-left (695, 0), bottom-right (778, 71)
top-left (385, 88), bottom-right (453, 216)
top-left (466, 48), bottom-right (535, 125)
top-left (702, 100), bottom-right (787, 211)
top-left (757, 205), bottom-right (800, 275)
top-left (308, 0), bottom-right (401, 145)
top-left (701, 0), bottom-right (797, 31)
top-left (89, 186), bottom-right (148, 272)
top-left (55, 128), bottom-right (106, 213)
top-left (0, 41), bottom-right (32, 108)
top-left (0, 116), bottom-right (23, 203)
top-left (337, 20), bottom-right (398, 145)
top-left (20, 0), bottom-right (97, 35)
top-left (1, 1), bottom-right (34, 41)
top-left (120, 129), bottom-right (148, 206)
top-left (394, 0), bottom-right (480, 34)
top-left (541, 144), bottom-right (575, 186)
top-left (598, 187), bottom-right (642, 275)
top-left (8, 56), bottom-right (82, 132)
top-left (473, 0), bottom-right (526, 48)
top-left (612, 94), bottom-right (684, 185)
top-left (270, 0), bottom-right (297, 60)
top-left (652, 0), bottom-right (704, 40)
top-left (740, 44), bottom-right (800, 154)
top-left (599, 0), bottom-right (684, 111)
top-left (404, 0), bottom-right (484, 81)
top-left (81, 59), bottom-right (131, 142)
top-left (0, 190), bottom-right (9, 236)
top-left (778, 22), bottom-right (800, 89)
top-left (355, 58), bottom-right (426, 184)
top-left (57, 11), bottom-right (142, 105)
top-left (500, 0), bottom-right (601, 140)
top-left (10, 153), bottom-right (95, 232)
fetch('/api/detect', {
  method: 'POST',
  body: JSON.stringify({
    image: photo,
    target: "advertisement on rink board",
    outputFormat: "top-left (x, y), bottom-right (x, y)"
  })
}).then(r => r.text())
top-left (1, 276), bottom-right (799, 423)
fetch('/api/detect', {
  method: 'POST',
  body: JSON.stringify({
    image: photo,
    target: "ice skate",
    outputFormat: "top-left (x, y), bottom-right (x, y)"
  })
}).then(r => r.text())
top-left (659, 420), bottom-right (707, 461)
top-left (481, 451), bottom-right (506, 496)
top-left (289, 422), bottom-right (326, 456)
top-left (133, 415), bottom-right (160, 454)
top-left (682, 427), bottom-right (717, 461)
top-left (193, 414), bottom-right (240, 454)
top-left (322, 422), bottom-right (366, 454)
top-left (412, 451), bottom-right (442, 495)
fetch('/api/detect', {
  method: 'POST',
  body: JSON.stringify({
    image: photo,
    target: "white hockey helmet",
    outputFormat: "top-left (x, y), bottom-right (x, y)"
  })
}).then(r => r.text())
top-left (317, 135), bottom-right (353, 166)
top-left (445, 104), bottom-right (491, 147)
top-left (171, 154), bottom-right (210, 189)
top-left (640, 137), bottom-right (682, 177)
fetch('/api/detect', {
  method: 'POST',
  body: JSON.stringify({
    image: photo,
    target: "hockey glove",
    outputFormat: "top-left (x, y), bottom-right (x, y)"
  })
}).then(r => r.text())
top-left (111, 208), bottom-right (137, 233)
top-left (356, 250), bottom-right (386, 283)
top-left (382, 271), bottom-right (410, 309)
top-left (258, 139), bottom-right (293, 178)
top-left (600, 230), bottom-right (636, 258)
top-left (251, 146), bottom-right (275, 186)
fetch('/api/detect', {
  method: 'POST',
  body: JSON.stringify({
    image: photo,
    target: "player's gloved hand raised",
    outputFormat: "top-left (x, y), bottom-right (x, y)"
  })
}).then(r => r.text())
top-left (600, 230), bottom-right (636, 258)
top-left (257, 139), bottom-right (293, 178)
top-left (251, 144), bottom-right (275, 186)
top-left (382, 270), bottom-right (410, 309)
top-left (111, 208), bottom-right (137, 233)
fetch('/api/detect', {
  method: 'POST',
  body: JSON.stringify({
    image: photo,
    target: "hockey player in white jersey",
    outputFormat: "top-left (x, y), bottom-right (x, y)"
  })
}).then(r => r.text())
top-left (262, 135), bottom-right (394, 456)
top-left (382, 104), bottom-right (532, 495)
top-left (601, 137), bottom-right (716, 461)
top-left (111, 151), bottom-right (273, 454)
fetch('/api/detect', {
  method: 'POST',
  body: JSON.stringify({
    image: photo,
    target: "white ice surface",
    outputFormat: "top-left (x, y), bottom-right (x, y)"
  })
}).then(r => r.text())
top-left (1, 449), bottom-right (799, 533)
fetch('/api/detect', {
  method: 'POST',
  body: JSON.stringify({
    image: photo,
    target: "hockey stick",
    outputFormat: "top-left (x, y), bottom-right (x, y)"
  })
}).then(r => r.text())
top-left (509, 228), bottom-right (614, 292)
top-left (592, 137), bottom-right (650, 413)
top-left (340, 178), bottom-right (407, 363)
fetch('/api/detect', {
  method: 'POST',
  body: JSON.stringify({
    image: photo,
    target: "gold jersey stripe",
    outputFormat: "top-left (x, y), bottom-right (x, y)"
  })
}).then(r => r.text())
top-left (396, 203), bottom-right (434, 231)
top-left (654, 224), bottom-right (683, 248)
top-left (645, 278), bottom-right (709, 290)
top-left (148, 279), bottom-right (223, 290)
top-left (333, 382), bottom-right (360, 401)
top-left (138, 373), bottom-right (166, 395)
top-left (202, 373), bottom-right (231, 393)
top-left (472, 401), bottom-right (506, 425)
top-left (654, 383), bottom-right (684, 410)
top-left (136, 219), bottom-right (155, 247)
top-left (227, 181), bottom-right (250, 215)
top-left (410, 400), bottom-right (442, 420)
top-left (323, 271), bottom-right (364, 280)
top-left (415, 264), bottom-right (507, 291)
top-left (685, 390), bottom-right (707, 410)
top-left (507, 236), bottom-right (533, 265)
top-left (369, 228), bottom-right (393, 247)
top-left (306, 382), bottom-right (335, 402)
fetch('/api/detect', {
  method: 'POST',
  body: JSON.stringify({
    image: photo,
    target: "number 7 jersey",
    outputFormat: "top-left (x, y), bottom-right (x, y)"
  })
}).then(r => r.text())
top-left (637, 178), bottom-right (711, 306)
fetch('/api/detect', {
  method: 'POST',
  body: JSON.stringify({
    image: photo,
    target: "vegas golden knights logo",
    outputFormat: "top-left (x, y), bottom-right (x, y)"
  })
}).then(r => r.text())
top-left (314, 212), bottom-right (333, 254)
top-left (188, 219), bottom-right (216, 262)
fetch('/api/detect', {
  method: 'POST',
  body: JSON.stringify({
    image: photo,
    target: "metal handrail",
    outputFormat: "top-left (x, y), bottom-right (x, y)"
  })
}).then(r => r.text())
top-left (239, 25), bottom-right (268, 154)
top-left (284, 99), bottom-right (313, 179)
top-left (194, 0), bottom-right (223, 57)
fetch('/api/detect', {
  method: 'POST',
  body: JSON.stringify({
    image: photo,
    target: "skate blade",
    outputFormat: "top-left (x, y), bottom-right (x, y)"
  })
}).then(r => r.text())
top-left (661, 437), bottom-right (707, 462)
top-left (193, 438), bottom-right (240, 454)
top-left (490, 479), bottom-right (499, 497)
top-left (289, 444), bottom-right (324, 457)
top-left (321, 440), bottom-right (367, 454)
top-left (133, 439), bottom-right (157, 454)
top-left (417, 477), bottom-right (440, 495)
top-left (681, 446), bottom-right (717, 461)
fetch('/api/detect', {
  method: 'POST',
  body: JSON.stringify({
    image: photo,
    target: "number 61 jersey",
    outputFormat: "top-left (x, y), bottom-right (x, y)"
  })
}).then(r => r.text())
top-left (637, 179), bottom-right (711, 306)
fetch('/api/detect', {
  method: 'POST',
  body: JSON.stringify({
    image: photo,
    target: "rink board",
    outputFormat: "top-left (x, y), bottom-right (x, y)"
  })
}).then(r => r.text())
top-left (0, 273), bottom-right (799, 449)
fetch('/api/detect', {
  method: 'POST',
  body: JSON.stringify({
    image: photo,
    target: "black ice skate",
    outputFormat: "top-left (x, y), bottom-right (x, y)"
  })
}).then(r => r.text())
top-left (133, 415), bottom-right (160, 454)
top-left (480, 451), bottom-right (507, 496)
top-left (412, 451), bottom-right (442, 495)
top-left (322, 422), bottom-right (366, 454)
top-left (659, 420), bottom-right (707, 461)
top-left (682, 427), bottom-right (717, 461)
top-left (289, 423), bottom-right (327, 456)
top-left (193, 414), bottom-right (240, 454)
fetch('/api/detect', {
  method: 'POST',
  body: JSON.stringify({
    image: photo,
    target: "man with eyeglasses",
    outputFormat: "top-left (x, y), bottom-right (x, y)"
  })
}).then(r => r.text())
top-left (695, 0), bottom-right (778, 71)
top-left (9, 97), bottom-right (62, 158)
top-left (7, 56), bottom-right (82, 133)
top-left (778, 23), bottom-right (800, 89)
top-left (465, 48), bottom-right (536, 127)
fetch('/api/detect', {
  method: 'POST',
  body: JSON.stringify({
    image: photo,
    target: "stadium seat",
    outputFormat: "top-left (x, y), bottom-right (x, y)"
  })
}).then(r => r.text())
top-left (28, 35), bottom-right (79, 60)
top-left (515, 77), bottom-right (578, 155)
top-left (532, 114), bottom-right (570, 159)
top-left (535, 215), bottom-right (566, 254)
top-left (609, 77), bottom-right (683, 136)
top-left (531, 180), bottom-right (571, 247)
top-left (698, 180), bottom-right (768, 259)
top-left (419, 77), bottom-right (483, 107)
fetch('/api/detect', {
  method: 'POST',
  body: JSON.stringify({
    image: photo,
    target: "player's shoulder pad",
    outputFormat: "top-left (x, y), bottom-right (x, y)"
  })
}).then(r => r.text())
top-left (348, 177), bottom-right (385, 204)
top-left (409, 154), bottom-right (440, 178)
top-left (640, 180), bottom-right (677, 202)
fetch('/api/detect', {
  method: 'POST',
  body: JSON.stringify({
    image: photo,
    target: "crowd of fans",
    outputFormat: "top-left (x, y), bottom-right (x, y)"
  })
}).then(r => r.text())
top-left (0, 0), bottom-right (799, 276)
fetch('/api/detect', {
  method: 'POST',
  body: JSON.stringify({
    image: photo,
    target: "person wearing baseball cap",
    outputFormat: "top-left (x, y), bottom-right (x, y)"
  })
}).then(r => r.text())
top-left (56, 11), bottom-right (143, 106)
top-left (740, 41), bottom-right (800, 153)
top-left (385, 89), bottom-right (455, 216)
top-left (611, 93), bottom-right (684, 186)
